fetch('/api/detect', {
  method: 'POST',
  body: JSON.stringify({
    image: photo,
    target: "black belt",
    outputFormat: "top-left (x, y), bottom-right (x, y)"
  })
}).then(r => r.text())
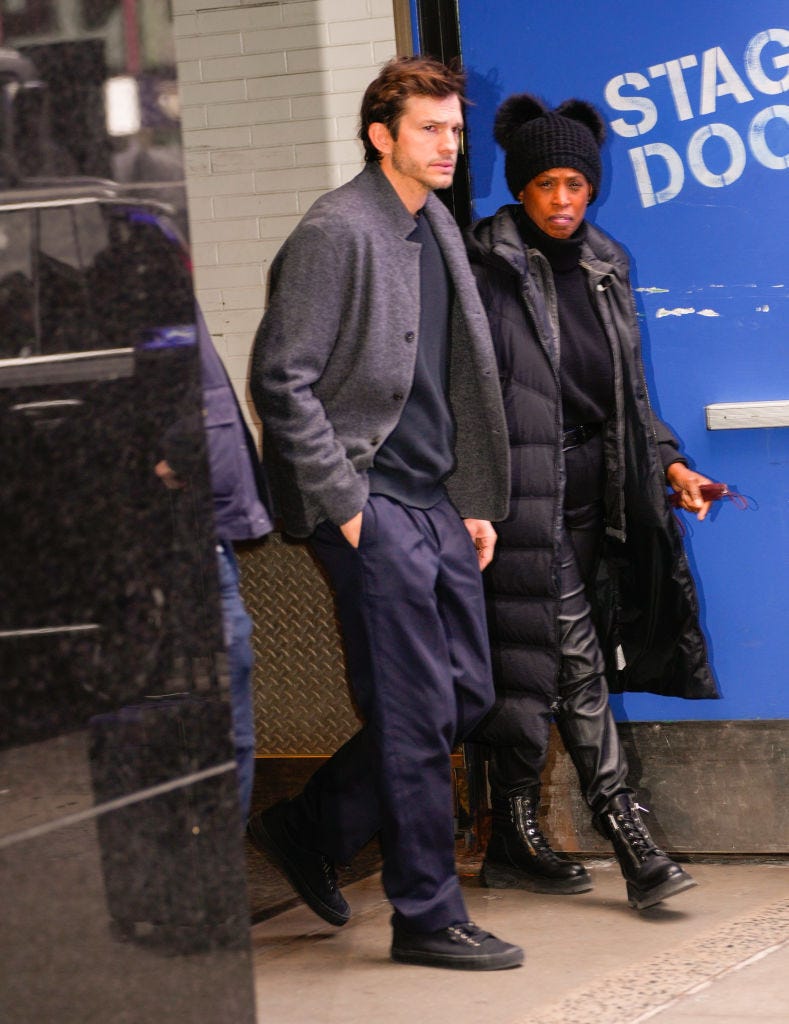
top-left (562, 422), bottom-right (602, 452)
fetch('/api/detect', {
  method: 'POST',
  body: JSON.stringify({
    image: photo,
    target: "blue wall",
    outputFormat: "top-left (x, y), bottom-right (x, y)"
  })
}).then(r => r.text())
top-left (452, 2), bottom-right (789, 721)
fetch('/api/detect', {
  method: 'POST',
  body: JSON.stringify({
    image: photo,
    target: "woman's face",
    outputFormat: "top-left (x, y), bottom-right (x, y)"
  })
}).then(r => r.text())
top-left (519, 167), bottom-right (592, 239)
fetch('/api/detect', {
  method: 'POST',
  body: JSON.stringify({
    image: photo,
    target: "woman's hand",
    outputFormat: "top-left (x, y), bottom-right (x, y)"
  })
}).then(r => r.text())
top-left (464, 518), bottom-right (498, 570)
top-left (666, 462), bottom-right (713, 520)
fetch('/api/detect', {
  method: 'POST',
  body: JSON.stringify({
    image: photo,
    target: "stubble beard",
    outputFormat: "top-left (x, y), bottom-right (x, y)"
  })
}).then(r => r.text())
top-left (391, 149), bottom-right (454, 194)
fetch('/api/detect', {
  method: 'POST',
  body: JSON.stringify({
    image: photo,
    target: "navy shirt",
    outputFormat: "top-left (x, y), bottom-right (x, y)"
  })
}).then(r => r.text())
top-left (368, 210), bottom-right (455, 508)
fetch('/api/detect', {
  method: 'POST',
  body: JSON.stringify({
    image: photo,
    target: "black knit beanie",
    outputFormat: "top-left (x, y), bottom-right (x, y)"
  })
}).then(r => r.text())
top-left (493, 93), bottom-right (606, 200)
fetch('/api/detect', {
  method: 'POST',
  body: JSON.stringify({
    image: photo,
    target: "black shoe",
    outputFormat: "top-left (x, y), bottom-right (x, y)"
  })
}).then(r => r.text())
top-left (391, 919), bottom-right (524, 971)
top-left (247, 800), bottom-right (350, 927)
top-left (595, 793), bottom-right (697, 911)
top-left (481, 793), bottom-right (593, 895)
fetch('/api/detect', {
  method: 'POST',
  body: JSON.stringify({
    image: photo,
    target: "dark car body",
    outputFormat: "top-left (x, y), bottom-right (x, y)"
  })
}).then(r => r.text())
top-left (0, 180), bottom-right (219, 746)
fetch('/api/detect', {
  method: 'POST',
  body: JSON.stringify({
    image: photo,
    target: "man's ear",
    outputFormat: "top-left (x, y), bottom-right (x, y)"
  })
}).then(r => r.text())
top-left (367, 121), bottom-right (392, 158)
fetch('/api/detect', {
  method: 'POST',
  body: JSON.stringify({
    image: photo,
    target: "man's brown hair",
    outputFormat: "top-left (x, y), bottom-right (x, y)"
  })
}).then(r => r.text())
top-left (359, 55), bottom-right (466, 163)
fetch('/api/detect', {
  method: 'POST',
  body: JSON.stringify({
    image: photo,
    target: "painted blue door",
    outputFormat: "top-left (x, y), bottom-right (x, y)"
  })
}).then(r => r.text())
top-left (453, 2), bottom-right (788, 720)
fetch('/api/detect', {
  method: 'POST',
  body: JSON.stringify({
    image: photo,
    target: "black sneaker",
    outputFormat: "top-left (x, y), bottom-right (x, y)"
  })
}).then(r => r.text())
top-left (391, 919), bottom-right (524, 971)
top-left (247, 800), bottom-right (350, 927)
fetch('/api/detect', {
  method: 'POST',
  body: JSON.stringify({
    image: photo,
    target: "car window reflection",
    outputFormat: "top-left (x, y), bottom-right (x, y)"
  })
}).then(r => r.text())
top-left (0, 211), bottom-right (35, 359)
top-left (0, 196), bottom-right (197, 360)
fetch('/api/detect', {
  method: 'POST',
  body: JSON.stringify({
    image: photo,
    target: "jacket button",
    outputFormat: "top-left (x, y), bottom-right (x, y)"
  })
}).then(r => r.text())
top-left (405, 331), bottom-right (415, 343)
top-left (371, 436), bottom-right (381, 445)
top-left (392, 392), bottom-right (404, 402)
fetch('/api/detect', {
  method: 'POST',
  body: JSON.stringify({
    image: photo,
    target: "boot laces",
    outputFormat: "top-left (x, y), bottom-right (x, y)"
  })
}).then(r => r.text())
top-left (616, 802), bottom-right (664, 860)
top-left (511, 799), bottom-right (552, 853)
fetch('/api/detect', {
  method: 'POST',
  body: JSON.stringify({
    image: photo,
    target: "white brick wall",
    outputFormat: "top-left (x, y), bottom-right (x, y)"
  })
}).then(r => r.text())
top-left (173, 0), bottom-right (398, 426)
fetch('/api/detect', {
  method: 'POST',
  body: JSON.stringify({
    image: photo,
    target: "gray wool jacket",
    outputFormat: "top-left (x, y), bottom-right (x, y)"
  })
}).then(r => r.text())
top-left (250, 162), bottom-right (510, 538)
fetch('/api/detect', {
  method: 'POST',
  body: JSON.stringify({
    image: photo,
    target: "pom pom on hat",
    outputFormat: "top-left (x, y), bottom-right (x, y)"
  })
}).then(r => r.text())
top-left (493, 94), bottom-right (549, 149)
top-left (494, 92), bottom-right (605, 200)
top-left (555, 98), bottom-right (606, 145)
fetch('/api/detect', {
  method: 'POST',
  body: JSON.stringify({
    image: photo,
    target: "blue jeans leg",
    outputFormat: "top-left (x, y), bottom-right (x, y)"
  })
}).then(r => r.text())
top-left (216, 540), bottom-right (256, 823)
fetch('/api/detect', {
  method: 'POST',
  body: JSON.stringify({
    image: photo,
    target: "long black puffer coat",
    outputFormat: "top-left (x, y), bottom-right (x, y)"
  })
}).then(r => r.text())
top-left (466, 205), bottom-right (719, 747)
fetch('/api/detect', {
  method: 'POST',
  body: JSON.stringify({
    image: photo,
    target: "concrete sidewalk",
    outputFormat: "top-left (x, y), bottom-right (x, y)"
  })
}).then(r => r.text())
top-left (250, 859), bottom-right (788, 1024)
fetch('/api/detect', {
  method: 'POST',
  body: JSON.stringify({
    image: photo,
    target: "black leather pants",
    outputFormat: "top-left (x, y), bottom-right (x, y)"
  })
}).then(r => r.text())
top-left (554, 516), bottom-right (631, 812)
top-left (488, 498), bottom-right (631, 813)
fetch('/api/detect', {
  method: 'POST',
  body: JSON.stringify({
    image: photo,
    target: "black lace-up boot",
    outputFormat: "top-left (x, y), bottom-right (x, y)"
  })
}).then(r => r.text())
top-left (595, 793), bottom-right (697, 910)
top-left (480, 792), bottom-right (592, 894)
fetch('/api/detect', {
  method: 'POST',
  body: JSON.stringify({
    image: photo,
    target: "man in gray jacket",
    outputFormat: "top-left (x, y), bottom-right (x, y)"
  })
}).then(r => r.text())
top-left (248, 57), bottom-right (522, 971)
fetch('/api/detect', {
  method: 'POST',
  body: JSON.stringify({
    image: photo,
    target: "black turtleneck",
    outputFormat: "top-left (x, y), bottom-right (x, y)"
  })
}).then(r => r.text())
top-left (515, 208), bottom-right (614, 431)
top-left (515, 208), bottom-right (614, 511)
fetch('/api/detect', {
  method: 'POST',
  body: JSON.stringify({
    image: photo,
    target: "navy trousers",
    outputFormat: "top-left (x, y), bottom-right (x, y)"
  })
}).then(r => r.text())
top-left (286, 494), bottom-right (494, 932)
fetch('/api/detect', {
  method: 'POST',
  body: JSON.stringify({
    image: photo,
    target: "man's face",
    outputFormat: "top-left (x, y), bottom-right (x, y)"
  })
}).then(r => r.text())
top-left (372, 94), bottom-right (463, 209)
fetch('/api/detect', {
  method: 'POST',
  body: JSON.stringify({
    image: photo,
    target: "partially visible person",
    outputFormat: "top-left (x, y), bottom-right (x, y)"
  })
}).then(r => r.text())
top-left (465, 93), bottom-right (720, 910)
top-left (247, 57), bottom-right (523, 970)
top-left (156, 308), bottom-right (272, 822)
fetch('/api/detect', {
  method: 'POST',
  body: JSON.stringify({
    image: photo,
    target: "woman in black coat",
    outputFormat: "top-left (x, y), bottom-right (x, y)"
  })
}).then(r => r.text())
top-left (466, 94), bottom-right (720, 910)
